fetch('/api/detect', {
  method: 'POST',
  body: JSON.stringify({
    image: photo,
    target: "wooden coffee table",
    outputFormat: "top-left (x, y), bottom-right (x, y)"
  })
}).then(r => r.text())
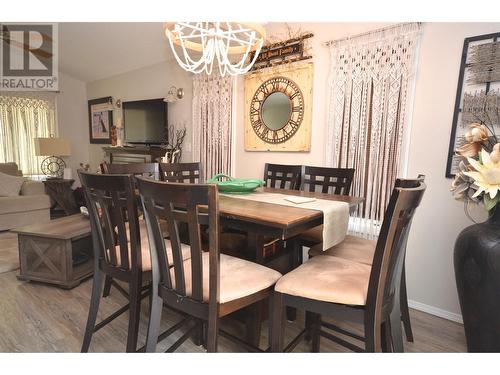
top-left (12, 214), bottom-right (93, 289)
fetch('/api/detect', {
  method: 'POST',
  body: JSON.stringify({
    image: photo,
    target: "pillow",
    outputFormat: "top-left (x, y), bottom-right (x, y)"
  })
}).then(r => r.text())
top-left (0, 171), bottom-right (25, 197)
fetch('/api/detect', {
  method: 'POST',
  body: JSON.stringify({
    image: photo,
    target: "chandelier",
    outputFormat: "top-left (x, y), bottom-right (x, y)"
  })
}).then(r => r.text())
top-left (164, 22), bottom-right (266, 76)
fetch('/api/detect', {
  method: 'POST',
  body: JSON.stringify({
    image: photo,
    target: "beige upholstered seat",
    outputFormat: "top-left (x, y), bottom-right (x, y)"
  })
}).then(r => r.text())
top-left (170, 253), bottom-right (282, 304)
top-left (308, 235), bottom-right (376, 265)
top-left (114, 220), bottom-right (191, 271)
top-left (275, 255), bottom-right (371, 306)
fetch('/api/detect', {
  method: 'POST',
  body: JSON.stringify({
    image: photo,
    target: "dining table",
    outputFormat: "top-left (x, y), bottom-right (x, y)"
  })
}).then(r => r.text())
top-left (218, 186), bottom-right (364, 268)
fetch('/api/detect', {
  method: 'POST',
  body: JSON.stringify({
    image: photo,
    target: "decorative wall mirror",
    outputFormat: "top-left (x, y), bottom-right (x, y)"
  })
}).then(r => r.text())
top-left (245, 64), bottom-right (313, 152)
top-left (250, 76), bottom-right (304, 144)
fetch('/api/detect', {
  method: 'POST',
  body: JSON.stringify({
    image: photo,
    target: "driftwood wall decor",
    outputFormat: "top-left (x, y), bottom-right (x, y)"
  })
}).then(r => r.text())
top-left (446, 32), bottom-right (500, 177)
top-left (249, 34), bottom-right (313, 71)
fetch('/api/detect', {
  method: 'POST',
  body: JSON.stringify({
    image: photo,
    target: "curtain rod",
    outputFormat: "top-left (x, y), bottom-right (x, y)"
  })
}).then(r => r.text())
top-left (323, 22), bottom-right (422, 47)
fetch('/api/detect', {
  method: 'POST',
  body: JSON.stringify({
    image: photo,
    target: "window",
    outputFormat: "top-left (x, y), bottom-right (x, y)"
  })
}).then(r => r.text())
top-left (0, 94), bottom-right (56, 175)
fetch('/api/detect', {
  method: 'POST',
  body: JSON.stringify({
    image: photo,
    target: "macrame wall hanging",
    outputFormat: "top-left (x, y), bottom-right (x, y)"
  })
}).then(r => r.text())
top-left (325, 22), bottom-right (422, 238)
top-left (192, 73), bottom-right (234, 179)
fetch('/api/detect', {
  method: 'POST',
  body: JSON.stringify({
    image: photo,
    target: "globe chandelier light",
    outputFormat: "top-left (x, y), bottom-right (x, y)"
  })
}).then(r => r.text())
top-left (164, 22), bottom-right (266, 76)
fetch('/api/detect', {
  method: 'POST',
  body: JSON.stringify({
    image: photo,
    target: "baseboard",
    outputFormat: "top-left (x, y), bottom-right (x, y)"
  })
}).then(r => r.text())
top-left (408, 299), bottom-right (463, 324)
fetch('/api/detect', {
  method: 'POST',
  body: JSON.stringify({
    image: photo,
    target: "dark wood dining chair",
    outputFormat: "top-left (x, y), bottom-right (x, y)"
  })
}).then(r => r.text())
top-left (299, 165), bottom-right (355, 248)
top-left (306, 176), bottom-right (426, 343)
top-left (263, 163), bottom-right (302, 190)
top-left (137, 177), bottom-right (282, 352)
top-left (100, 161), bottom-right (160, 180)
top-left (159, 162), bottom-right (203, 183)
top-left (78, 170), bottom-right (152, 352)
top-left (270, 177), bottom-right (426, 352)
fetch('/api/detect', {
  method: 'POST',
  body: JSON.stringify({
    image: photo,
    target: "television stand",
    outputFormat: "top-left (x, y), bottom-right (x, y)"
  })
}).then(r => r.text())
top-left (102, 146), bottom-right (170, 164)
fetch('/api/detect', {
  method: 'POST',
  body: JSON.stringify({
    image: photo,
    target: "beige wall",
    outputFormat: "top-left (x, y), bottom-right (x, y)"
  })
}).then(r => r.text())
top-left (86, 61), bottom-right (193, 171)
top-left (57, 72), bottom-right (89, 184)
top-left (234, 22), bottom-right (500, 321)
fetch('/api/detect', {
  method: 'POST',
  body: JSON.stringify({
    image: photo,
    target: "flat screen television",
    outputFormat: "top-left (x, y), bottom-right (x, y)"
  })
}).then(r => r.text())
top-left (123, 98), bottom-right (167, 145)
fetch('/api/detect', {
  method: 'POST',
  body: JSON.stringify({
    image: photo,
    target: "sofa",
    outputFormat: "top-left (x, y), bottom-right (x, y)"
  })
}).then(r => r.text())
top-left (0, 163), bottom-right (51, 231)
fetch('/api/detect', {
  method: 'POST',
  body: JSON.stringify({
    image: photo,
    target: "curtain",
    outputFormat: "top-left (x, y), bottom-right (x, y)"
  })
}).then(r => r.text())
top-left (192, 73), bottom-right (233, 179)
top-left (325, 23), bottom-right (421, 238)
top-left (0, 93), bottom-right (56, 175)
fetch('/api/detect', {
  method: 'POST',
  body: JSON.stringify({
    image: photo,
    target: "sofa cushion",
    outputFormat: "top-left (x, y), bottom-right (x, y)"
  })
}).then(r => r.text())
top-left (21, 180), bottom-right (46, 196)
top-left (0, 163), bottom-right (22, 177)
top-left (0, 171), bottom-right (24, 197)
top-left (0, 194), bottom-right (51, 215)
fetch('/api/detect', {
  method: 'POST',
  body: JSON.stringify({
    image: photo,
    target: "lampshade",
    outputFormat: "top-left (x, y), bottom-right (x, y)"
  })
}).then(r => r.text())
top-left (34, 137), bottom-right (71, 156)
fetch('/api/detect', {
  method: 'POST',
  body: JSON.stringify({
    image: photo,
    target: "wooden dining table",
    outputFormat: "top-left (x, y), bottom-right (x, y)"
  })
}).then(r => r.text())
top-left (218, 187), bottom-right (363, 267)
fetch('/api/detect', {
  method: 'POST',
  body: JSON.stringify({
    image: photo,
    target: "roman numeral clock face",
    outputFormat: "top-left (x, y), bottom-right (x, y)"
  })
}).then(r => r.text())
top-left (250, 76), bottom-right (304, 144)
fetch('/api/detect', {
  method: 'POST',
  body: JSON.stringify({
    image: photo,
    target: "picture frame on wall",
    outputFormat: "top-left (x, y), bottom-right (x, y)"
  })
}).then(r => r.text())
top-left (446, 32), bottom-right (500, 178)
top-left (88, 96), bottom-right (113, 144)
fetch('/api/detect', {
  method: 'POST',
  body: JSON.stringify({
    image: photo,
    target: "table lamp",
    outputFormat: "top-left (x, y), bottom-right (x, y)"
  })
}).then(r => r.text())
top-left (34, 137), bottom-right (71, 178)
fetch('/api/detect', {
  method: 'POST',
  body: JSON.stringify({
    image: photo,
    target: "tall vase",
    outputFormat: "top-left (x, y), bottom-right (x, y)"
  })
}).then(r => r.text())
top-left (454, 206), bottom-right (500, 352)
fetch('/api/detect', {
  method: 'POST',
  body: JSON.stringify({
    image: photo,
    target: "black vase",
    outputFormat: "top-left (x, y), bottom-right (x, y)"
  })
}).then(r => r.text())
top-left (454, 206), bottom-right (500, 352)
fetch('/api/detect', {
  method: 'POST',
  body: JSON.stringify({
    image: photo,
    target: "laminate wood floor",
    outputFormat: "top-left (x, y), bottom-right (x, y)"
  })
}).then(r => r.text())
top-left (0, 232), bottom-right (467, 353)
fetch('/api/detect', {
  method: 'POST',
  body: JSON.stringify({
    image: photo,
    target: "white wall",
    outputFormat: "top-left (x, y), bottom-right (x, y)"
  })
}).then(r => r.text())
top-left (57, 72), bottom-right (89, 185)
top-left (234, 22), bottom-right (500, 321)
top-left (86, 61), bottom-right (193, 171)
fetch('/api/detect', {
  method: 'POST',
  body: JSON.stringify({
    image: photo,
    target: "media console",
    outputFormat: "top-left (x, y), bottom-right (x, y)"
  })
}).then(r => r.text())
top-left (102, 146), bottom-right (170, 164)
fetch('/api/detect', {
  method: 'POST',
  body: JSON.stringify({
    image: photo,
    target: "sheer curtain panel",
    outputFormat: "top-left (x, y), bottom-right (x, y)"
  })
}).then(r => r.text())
top-left (0, 93), bottom-right (56, 175)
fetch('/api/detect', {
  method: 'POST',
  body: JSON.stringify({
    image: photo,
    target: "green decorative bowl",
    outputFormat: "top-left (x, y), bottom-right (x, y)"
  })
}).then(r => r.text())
top-left (207, 174), bottom-right (264, 194)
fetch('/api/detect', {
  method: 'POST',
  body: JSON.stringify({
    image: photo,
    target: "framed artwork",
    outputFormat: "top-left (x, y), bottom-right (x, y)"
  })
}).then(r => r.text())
top-left (244, 63), bottom-right (313, 151)
top-left (446, 32), bottom-right (500, 178)
top-left (88, 96), bottom-right (113, 144)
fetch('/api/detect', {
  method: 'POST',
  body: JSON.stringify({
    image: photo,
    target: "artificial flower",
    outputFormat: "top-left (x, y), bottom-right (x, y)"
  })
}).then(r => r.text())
top-left (464, 148), bottom-right (500, 199)
top-left (456, 124), bottom-right (489, 158)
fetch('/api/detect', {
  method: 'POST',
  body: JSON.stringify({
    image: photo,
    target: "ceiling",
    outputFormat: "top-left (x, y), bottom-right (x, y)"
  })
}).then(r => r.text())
top-left (59, 23), bottom-right (173, 82)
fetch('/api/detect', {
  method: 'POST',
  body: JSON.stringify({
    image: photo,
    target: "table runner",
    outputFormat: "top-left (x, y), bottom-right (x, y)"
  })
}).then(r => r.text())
top-left (223, 190), bottom-right (349, 250)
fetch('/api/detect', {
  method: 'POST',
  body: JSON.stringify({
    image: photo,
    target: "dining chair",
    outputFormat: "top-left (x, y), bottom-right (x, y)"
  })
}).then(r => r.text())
top-left (270, 177), bottom-right (426, 352)
top-left (78, 171), bottom-right (152, 352)
top-left (306, 176), bottom-right (426, 343)
top-left (299, 165), bottom-right (355, 248)
top-left (137, 177), bottom-right (282, 352)
top-left (263, 163), bottom-right (302, 190)
top-left (159, 162), bottom-right (203, 183)
top-left (100, 161), bottom-right (160, 180)
top-left (99, 161), bottom-right (161, 298)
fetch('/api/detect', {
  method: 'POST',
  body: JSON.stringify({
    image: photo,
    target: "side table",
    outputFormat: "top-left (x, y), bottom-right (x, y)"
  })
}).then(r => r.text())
top-left (43, 178), bottom-right (79, 217)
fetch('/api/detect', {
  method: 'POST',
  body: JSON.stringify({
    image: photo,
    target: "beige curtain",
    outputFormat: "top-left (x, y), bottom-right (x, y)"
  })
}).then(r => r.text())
top-left (326, 23), bottom-right (421, 238)
top-left (192, 73), bottom-right (233, 180)
top-left (0, 93), bottom-right (56, 175)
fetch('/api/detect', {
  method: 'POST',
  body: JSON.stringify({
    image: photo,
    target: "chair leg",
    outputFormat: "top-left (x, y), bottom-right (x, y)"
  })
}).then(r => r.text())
top-left (270, 292), bottom-right (285, 352)
top-left (81, 269), bottom-right (104, 352)
top-left (400, 265), bottom-right (414, 342)
top-left (206, 312), bottom-right (219, 353)
top-left (102, 275), bottom-right (113, 298)
top-left (191, 319), bottom-right (204, 346)
top-left (311, 313), bottom-right (321, 353)
top-left (245, 301), bottom-right (263, 348)
top-left (390, 306), bottom-right (404, 353)
top-left (145, 287), bottom-right (163, 353)
top-left (304, 311), bottom-right (314, 341)
top-left (125, 281), bottom-right (141, 353)
top-left (380, 322), bottom-right (389, 352)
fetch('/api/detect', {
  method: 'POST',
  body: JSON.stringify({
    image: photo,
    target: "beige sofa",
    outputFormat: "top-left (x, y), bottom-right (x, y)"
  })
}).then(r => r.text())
top-left (0, 163), bottom-right (51, 231)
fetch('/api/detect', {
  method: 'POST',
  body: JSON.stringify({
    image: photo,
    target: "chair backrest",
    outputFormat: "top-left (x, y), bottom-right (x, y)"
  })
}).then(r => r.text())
top-left (365, 177), bottom-right (426, 350)
top-left (137, 177), bottom-right (219, 311)
top-left (159, 162), bottom-right (203, 183)
top-left (300, 166), bottom-right (355, 195)
top-left (100, 162), bottom-right (160, 180)
top-left (263, 163), bottom-right (302, 190)
top-left (78, 170), bottom-right (144, 278)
